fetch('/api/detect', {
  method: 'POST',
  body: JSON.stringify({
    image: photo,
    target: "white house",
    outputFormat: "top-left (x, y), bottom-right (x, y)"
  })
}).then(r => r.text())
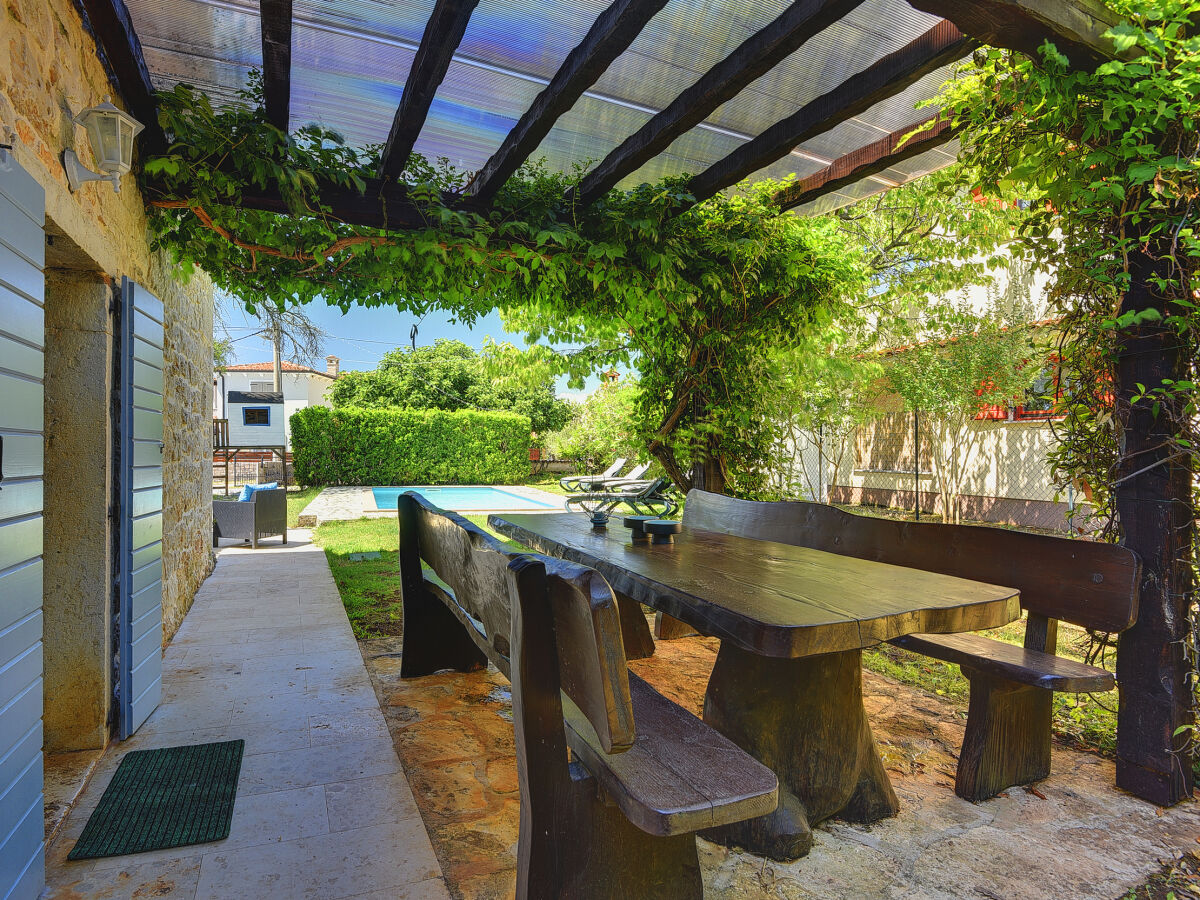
top-left (213, 355), bottom-right (339, 449)
top-left (224, 390), bottom-right (287, 447)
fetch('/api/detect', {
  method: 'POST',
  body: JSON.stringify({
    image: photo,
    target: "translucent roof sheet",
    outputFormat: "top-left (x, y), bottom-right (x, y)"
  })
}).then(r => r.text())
top-left (125, 0), bottom-right (963, 212)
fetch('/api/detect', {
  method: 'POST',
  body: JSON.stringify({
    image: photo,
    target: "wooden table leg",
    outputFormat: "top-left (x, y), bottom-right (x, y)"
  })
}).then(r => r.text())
top-left (614, 592), bottom-right (655, 660)
top-left (701, 642), bottom-right (899, 861)
top-left (654, 611), bottom-right (698, 640)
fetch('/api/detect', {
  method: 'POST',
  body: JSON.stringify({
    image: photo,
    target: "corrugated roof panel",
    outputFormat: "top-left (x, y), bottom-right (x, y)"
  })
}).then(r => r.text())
top-left (123, 0), bottom-right (961, 207)
top-left (790, 140), bottom-right (961, 216)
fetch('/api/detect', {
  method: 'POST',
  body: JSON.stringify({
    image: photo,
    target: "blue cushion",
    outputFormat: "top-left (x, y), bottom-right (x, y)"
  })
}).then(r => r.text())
top-left (237, 482), bottom-right (278, 502)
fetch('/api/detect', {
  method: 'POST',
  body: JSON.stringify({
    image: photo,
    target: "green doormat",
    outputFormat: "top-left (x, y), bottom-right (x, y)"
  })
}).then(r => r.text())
top-left (68, 740), bottom-right (244, 860)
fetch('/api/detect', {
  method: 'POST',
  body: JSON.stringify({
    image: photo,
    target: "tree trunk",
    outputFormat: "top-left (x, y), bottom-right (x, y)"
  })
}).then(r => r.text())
top-left (650, 443), bottom-right (692, 494)
top-left (1113, 245), bottom-right (1195, 806)
top-left (690, 427), bottom-right (728, 495)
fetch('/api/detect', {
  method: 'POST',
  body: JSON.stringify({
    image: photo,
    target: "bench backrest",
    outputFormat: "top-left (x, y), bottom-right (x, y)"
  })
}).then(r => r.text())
top-left (398, 491), bottom-right (635, 752)
top-left (682, 490), bottom-right (1141, 635)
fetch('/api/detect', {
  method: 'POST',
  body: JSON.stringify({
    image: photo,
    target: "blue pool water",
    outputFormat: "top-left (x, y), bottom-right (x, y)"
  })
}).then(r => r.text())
top-left (372, 486), bottom-right (561, 512)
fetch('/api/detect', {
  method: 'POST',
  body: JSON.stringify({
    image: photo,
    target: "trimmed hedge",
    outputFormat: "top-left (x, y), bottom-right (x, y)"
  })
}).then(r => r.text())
top-left (291, 406), bottom-right (531, 486)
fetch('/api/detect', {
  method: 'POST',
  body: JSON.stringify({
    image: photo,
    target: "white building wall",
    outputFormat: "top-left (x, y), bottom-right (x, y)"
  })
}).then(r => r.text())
top-left (226, 401), bottom-right (286, 447)
top-left (214, 369), bottom-right (334, 449)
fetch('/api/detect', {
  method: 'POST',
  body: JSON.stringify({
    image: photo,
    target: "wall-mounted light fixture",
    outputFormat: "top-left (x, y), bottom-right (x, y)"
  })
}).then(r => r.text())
top-left (63, 97), bottom-right (143, 193)
top-left (0, 124), bottom-right (15, 169)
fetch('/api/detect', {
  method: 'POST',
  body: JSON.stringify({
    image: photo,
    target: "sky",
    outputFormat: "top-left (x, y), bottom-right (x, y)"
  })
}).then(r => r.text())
top-left (216, 292), bottom-right (607, 398)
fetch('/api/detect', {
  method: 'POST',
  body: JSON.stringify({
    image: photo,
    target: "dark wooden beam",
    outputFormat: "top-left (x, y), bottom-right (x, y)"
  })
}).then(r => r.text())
top-left (259, 0), bottom-right (293, 132)
top-left (467, 0), bottom-right (670, 203)
top-left (378, 0), bottom-right (481, 182)
top-left (773, 116), bottom-right (955, 211)
top-left (230, 179), bottom-right (481, 231)
top-left (1113, 243), bottom-right (1195, 806)
top-left (907, 0), bottom-right (1123, 68)
top-left (77, 0), bottom-right (164, 152)
top-left (685, 20), bottom-right (973, 206)
top-left (569, 0), bottom-right (868, 208)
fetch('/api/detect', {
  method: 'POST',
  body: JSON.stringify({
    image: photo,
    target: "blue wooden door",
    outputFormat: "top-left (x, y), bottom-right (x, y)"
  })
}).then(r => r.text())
top-left (0, 151), bottom-right (47, 899)
top-left (117, 278), bottom-right (164, 740)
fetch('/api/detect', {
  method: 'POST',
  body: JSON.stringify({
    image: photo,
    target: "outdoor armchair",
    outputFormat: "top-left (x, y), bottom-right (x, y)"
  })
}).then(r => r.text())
top-left (213, 488), bottom-right (287, 548)
top-left (564, 476), bottom-right (678, 518)
top-left (559, 457), bottom-right (627, 493)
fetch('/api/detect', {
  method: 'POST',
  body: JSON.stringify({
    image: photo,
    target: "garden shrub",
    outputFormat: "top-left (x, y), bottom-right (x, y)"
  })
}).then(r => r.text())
top-left (291, 406), bottom-right (531, 486)
top-left (544, 383), bottom-right (643, 473)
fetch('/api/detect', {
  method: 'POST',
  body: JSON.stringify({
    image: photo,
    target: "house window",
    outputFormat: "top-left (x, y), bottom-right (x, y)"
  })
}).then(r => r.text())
top-left (243, 407), bottom-right (270, 426)
top-left (249, 380), bottom-right (274, 392)
top-left (1013, 368), bottom-right (1063, 421)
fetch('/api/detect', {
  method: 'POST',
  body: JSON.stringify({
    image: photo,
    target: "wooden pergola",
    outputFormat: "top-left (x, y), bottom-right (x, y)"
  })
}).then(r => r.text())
top-left (78, 0), bottom-right (1190, 807)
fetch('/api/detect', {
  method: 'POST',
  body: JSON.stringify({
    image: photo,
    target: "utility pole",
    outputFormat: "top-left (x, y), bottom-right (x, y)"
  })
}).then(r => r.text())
top-left (270, 322), bottom-right (283, 392)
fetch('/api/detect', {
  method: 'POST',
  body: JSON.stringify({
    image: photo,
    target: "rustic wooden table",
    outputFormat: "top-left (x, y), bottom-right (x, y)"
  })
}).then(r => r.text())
top-left (490, 512), bottom-right (1021, 861)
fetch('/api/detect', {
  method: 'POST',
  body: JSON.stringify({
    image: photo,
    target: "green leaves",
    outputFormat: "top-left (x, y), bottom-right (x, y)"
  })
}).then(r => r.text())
top-left (327, 339), bottom-right (573, 435)
top-left (927, 0), bottom-right (1200, 532)
top-left (1106, 24), bottom-right (1142, 54)
top-left (290, 406), bottom-right (531, 486)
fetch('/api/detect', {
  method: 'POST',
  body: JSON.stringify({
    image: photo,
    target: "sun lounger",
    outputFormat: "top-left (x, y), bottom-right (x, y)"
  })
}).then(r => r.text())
top-left (564, 476), bottom-right (678, 517)
top-left (559, 457), bottom-right (628, 493)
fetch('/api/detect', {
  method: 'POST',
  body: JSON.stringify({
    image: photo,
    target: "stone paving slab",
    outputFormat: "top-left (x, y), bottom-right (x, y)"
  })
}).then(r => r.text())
top-left (44, 532), bottom-right (450, 900)
top-left (362, 630), bottom-right (1200, 900)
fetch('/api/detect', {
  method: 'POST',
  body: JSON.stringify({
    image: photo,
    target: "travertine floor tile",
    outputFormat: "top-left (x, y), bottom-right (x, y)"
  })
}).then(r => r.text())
top-left (44, 534), bottom-right (449, 900)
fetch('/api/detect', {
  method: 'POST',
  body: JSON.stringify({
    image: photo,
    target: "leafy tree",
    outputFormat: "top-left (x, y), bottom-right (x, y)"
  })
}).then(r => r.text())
top-left (883, 304), bottom-right (1038, 523)
top-left (543, 383), bottom-right (642, 473)
top-left (503, 185), bottom-right (865, 496)
top-left (213, 336), bottom-right (233, 371)
top-left (768, 336), bottom-right (881, 502)
top-left (832, 165), bottom-right (1032, 318)
top-left (327, 339), bottom-right (572, 435)
top-left (144, 77), bottom-right (864, 496)
top-left (930, 1), bottom-right (1200, 524)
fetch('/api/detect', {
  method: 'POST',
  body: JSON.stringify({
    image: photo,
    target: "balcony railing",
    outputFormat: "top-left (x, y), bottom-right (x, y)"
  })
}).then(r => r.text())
top-left (213, 418), bottom-right (229, 449)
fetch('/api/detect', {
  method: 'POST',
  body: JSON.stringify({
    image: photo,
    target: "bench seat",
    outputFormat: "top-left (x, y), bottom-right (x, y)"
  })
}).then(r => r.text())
top-left (423, 572), bottom-right (778, 836)
top-left (680, 488), bottom-right (1141, 803)
top-left (565, 672), bottom-right (777, 837)
top-left (399, 491), bottom-right (783, 897)
top-left (891, 633), bottom-right (1114, 692)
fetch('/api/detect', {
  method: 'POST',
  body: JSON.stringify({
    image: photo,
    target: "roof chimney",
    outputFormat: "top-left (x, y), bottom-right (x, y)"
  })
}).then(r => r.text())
top-left (326, 355), bottom-right (340, 377)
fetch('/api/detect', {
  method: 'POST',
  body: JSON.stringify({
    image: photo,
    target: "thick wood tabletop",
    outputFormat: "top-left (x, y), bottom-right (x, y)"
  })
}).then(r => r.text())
top-left (490, 513), bottom-right (1021, 658)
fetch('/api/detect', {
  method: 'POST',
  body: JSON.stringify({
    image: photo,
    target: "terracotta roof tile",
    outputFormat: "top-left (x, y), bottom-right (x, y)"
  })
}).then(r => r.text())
top-left (221, 361), bottom-right (334, 377)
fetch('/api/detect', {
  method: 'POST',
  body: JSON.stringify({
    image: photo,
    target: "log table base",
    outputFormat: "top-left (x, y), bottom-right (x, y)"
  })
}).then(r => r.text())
top-left (701, 643), bottom-right (899, 860)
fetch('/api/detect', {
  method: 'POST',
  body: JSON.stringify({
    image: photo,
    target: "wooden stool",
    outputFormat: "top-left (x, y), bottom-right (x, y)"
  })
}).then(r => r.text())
top-left (644, 520), bottom-right (682, 544)
top-left (623, 515), bottom-right (658, 539)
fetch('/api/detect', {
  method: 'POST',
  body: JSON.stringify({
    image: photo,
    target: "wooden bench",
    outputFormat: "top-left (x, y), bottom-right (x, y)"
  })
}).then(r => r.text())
top-left (395, 491), bottom-right (778, 898)
top-left (681, 489), bottom-right (1141, 802)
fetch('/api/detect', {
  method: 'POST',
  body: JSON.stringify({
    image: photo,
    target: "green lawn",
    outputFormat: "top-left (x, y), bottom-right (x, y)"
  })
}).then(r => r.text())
top-left (286, 486), bottom-right (323, 528)
top-left (310, 514), bottom-right (519, 639)
top-left (308, 508), bottom-right (1120, 761)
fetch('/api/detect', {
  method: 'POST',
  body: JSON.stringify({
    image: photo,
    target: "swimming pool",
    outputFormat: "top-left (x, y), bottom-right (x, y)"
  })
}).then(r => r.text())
top-left (371, 486), bottom-right (562, 512)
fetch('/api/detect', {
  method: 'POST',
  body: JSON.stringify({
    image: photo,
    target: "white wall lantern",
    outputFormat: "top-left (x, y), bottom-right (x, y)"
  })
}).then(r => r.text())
top-left (63, 97), bottom-right (143, 193)
top-left (0, 124), bottom-right (15, 170)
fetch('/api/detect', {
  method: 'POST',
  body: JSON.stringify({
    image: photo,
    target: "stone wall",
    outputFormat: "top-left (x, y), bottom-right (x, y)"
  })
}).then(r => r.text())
top-left (155, 254), bottom-right (216, 638)
top-left (41, 268), bottom-right (114, 750)
top-left (2, 0), bottom-right (215, 744)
